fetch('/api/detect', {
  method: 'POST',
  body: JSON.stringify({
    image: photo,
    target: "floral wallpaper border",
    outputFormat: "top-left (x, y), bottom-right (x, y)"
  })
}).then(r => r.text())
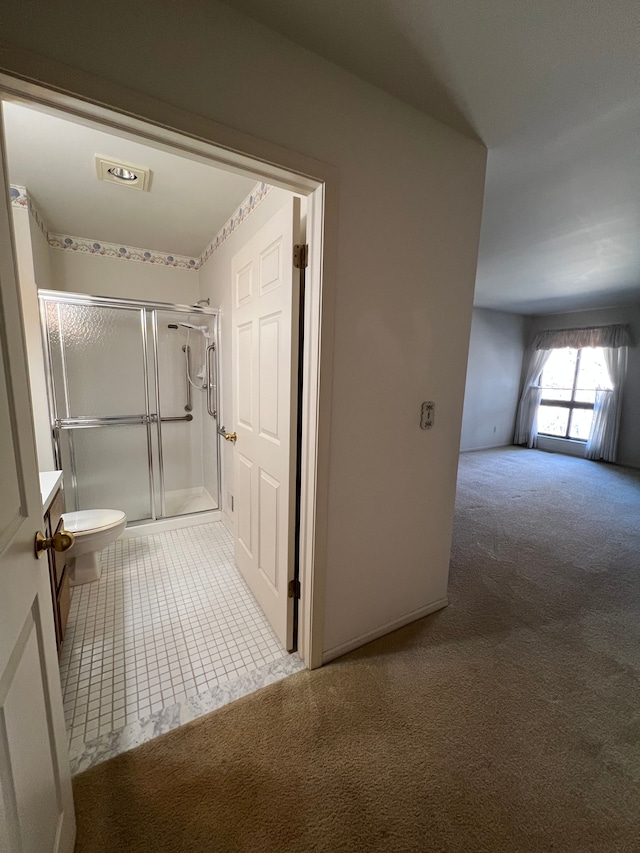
top-left (200, 182), bottom-right (273, 266)
top-left (47, 234), bottom-right (199, 270)
top-left (9, 184), bottom-right (48, 237)
top-left (9, 184), bottom-right (29, 208)
top-left (9, 181), bottom-right (273, 272)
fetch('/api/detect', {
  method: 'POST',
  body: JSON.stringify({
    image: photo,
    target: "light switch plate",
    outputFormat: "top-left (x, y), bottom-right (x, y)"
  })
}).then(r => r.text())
top-left (420, 401), bottom-right (435, 429)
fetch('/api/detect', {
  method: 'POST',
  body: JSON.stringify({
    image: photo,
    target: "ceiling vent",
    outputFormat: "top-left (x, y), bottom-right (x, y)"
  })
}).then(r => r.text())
top-left (96, 157), bottom-right (151, 191)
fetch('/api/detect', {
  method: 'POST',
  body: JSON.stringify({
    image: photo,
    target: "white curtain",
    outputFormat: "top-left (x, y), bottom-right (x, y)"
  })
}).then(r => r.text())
top-left (514, 348), bottom-right (552, 447)
top-left (586, 346), bottom-right (628, 462)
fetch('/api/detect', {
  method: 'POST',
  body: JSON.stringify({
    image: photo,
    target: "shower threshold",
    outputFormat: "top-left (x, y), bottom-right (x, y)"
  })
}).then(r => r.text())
top-left (121, 488), bottom-right (221, 539)
top-left (165, 486), bottom-right (217, 516)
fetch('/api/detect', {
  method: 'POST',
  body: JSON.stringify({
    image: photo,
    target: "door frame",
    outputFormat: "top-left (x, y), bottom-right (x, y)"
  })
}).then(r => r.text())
top-left (0, 47), bottom-right (337, 669)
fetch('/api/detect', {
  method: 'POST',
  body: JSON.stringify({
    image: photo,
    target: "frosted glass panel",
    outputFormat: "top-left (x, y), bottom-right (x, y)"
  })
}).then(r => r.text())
top-left (42, 298), bottom-right (218, 520)
top-left (155, 311), bottom-right (218, 515)
top-left (60, 426), bottom-right (151, 522)
top-left (55, 303), bottom-right (146, 417)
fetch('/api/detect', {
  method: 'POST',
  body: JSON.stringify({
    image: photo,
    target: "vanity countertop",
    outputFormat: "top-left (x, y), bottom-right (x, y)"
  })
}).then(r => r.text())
top-left (39, 471), bottom-right (63, 513)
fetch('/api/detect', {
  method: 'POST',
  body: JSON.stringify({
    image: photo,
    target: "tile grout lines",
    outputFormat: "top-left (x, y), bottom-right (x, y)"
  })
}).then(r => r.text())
top-left (59, 522), bottom-right (286, 754)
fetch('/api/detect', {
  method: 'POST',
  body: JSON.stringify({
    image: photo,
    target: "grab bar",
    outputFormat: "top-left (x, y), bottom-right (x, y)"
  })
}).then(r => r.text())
top-left (55, 415), bottom-right (146, 428)
top-left (206, 343), bottom-right (217, 420)
top-left (150, 414), bottom-right (193, 424)
top-left (182, 344), bottom-right (192, 412)
top-left (160, 414), bottom-right (193, 423)
top-left (55, 413), bottom-right (194, 428)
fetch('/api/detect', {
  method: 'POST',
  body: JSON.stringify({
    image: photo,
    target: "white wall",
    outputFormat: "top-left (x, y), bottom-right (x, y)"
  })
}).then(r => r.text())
top-left (49, 249), bottom-right (199, 305)
top-left (1, 0), bottom-right (487, 658)
top-left (198, 187), bottom-right (295, 519)
top-left (11, 206), bottom-right (55, 471)
top-left (528, 304), bottom-right (640, 469)
top-left (460, 308), bottom-right (526, 451)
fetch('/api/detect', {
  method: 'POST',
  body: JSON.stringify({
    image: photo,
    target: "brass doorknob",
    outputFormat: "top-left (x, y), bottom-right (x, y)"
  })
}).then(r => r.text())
top-left (34, 529), bottom-right (75, 559)
top-left (224, 431), bottom-right (237, 444)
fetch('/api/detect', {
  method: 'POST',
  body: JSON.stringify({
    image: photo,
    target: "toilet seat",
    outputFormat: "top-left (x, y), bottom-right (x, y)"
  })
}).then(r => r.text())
top-left (62, 509), bottom-right (126, 536)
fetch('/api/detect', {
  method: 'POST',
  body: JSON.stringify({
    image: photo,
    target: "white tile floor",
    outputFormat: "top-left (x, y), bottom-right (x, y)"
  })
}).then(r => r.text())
top-left (59, 522), bottom-right (287, 754)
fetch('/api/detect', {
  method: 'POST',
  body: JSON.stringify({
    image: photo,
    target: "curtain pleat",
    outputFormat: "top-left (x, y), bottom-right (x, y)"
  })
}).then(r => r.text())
top-left (585, 347), bottom-right (628, 462)
top-left (514, 348), bottom-right (552, 447)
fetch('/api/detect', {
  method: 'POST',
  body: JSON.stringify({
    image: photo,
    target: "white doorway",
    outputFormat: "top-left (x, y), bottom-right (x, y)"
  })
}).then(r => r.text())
top-left (0, 69), bottom-right (330, 853)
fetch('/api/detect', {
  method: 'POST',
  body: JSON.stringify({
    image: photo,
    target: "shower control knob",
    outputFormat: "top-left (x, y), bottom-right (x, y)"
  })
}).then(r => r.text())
top-left (224, 432), bottom-right (237, 444)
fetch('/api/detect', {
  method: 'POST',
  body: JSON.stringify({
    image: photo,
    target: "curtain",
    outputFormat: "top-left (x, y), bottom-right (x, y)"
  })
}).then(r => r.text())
top-left (514, 348), bottom-right (552, 447)
top-left (533, 324), bottom-right (632, 351)
top-left (586, 346), bottom-right (628, 462)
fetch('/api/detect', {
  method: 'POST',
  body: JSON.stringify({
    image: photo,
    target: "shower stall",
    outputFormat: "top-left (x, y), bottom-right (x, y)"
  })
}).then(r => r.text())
top-left (39, 290), bottom-right (220, 524)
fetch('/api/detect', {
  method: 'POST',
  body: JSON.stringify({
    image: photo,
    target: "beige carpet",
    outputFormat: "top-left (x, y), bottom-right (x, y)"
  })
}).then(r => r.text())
top-left (73, 448), bottom-right (640, 852)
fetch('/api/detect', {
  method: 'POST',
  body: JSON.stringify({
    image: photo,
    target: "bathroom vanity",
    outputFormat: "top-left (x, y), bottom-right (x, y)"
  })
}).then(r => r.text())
top-left (40, 471), bottom-right (71, 653)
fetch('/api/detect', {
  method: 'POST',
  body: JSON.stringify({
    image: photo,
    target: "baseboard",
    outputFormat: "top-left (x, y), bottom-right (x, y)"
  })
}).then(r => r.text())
top-left (460, 442), bottom-right (511, 453)
top-left (121, 510), bottom-right (222, 539)
top-left (536, 436), bottom-right (586, 459)
top-left (321, 597), bottom-right (449, 665)
top-left (220, 510), bottom-right (234, 536)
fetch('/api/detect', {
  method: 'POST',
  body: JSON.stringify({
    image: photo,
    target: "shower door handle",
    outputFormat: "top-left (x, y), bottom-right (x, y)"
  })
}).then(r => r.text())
top-left (182, 344), bottom-right (192, 412)
top-left (206, 344), bottom-right (217, 419)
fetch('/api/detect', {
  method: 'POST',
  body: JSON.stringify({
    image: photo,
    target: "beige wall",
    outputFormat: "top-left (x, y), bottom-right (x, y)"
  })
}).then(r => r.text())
top-left (49, 249), bottom-right (199, 305)
top-left (1, 0), bottom-right (487, 657)
top-left (460, 308), bottom-right (526, 452)
top-left (11, 206), bottom-right (55, 471)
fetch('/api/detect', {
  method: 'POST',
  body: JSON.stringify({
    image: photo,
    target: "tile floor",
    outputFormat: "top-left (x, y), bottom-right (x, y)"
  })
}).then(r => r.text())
top-left (59, 522), bottom-right (288, 757)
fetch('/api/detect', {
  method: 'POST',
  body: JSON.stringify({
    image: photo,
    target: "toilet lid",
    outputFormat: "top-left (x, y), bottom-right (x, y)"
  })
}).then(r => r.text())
top-left (62, 509), bottom-right (126, 535)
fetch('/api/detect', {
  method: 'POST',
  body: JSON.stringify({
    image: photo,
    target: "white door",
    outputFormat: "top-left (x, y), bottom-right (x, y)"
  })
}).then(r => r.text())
top-left (0, 103), bottom-right (75, 853)
top-left (231, 197), bottom-right (301, 650)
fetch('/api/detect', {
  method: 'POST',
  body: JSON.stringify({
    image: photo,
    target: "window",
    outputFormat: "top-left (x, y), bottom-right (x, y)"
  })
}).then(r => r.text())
top-left (538, 347), bottom-right (611, 441)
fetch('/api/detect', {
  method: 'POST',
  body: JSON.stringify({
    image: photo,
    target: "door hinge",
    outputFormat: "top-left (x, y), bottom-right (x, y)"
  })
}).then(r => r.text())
top-left (293, 244), bottom-right (308, 269)
top-left (288, 578), bottom-right (301, 599)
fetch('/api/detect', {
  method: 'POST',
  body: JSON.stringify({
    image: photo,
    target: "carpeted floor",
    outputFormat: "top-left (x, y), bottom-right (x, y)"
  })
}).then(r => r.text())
top-left (73, 447), bottom-right (640, 852)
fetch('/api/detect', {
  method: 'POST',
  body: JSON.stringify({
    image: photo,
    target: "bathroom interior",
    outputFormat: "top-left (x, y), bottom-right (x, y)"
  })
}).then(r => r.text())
top-left (3, 98), bottom-right (306, 774)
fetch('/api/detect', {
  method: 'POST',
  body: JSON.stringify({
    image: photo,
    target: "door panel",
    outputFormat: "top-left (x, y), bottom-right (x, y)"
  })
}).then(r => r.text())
top-left (0, 101), bottom-right (75, 853)
top-left (259, 238), bottom-right (282, 292)
top-left (236, 453), bottom-right (253, 556)
top-left (236, 323), bottom-right (253, 429)
top-left (231, 197), bottom-right (301, 650)
top-left (235, 261), bottom-right (253, 306)
top-left (0, 342), bottom-right (21, 541)
top-left (3, 619), bottom-right (60, 853)
top-left (258, 314), bottom-right (280, 441)
top-left (258, 470), bottom-right (279, 590)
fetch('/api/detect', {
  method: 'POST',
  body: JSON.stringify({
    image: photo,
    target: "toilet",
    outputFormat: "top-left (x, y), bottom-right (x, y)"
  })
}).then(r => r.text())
top-left (62, 509), bottom-right (127, 585)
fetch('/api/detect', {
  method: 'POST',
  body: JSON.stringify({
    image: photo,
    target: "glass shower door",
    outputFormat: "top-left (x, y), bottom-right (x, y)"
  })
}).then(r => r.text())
top-left (153, 310), bottom-right (219, 516)
top-left (43, 298), bottom-right (154, 521)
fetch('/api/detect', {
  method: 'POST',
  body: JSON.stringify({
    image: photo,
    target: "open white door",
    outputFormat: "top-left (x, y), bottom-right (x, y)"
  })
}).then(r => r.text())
top-left (0, 103), bottom-right (75, 852)
top-left (231, 197), bottom-right (301, 650)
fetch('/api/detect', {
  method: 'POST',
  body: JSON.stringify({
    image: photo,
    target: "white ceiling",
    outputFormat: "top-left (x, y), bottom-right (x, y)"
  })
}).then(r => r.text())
top-left (3, 102), bottom-right (257, 258)
top-left (222, 0), bottom-right (640, 315)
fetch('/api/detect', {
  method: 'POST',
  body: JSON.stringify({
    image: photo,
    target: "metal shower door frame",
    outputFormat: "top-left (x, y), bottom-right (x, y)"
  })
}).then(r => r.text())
top-left (38, 290), bottom-right (220, 521)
